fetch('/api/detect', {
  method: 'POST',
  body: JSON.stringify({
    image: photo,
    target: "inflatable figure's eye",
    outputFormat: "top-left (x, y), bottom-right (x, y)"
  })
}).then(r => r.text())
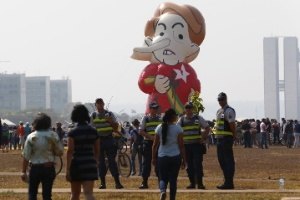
top-left (178, 34), bottom-right (183, 40)
top-left (160, 32), bottom-right (164, 36)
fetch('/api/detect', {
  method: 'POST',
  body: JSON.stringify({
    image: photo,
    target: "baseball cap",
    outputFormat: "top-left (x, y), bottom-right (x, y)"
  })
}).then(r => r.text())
top-left (149, 102), bottom-right (159, 109)
top-left (217, 92), bottom-right (227, 101)
top-left (184, 102), bottom-right (194, 109)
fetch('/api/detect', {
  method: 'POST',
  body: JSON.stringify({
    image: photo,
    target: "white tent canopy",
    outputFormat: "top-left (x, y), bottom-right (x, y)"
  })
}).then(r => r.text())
top-left (1, 118), bottom-right (16, 127)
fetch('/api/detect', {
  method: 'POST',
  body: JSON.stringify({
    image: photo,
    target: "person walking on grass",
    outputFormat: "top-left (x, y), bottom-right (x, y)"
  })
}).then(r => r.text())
top-left (1, 123), bottom-right (9, 152)
top-left (152, 108), bottom-right (186, 200)
top-left (17, 121), bottom-right (25, 150)
top-left (66, 104), bottom-right (100, 200)
top-left (130, 119), bottom-right (143, 176)
top-left (138, 102), bottom-right (162, 189)
top-left (177, 102), bottom-right (210, 189)
top-left (293, 120), bottom-right (300, 148)
top-left (21, 112), bottom-right (64, 200)
top-left (91, 98), bottom-right (123, 189)
top-left (215, 92), bottom-right (236, 190)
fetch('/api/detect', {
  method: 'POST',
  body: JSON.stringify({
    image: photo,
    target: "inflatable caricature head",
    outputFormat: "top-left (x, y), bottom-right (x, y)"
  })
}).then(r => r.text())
top-left (132, 2), bottom-right (205, 114)
top-left (132, 2), bottom-right (205, 65)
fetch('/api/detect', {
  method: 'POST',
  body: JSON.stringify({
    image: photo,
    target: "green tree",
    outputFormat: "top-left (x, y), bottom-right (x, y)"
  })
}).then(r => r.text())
top-left (188, 91), bottom-right (205, 115)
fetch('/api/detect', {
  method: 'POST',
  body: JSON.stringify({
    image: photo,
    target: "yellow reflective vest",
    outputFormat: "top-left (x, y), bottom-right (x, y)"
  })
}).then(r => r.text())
top-left (179, 115), bottom-right (201, 144)
top-left (144, 115), bottom-right (162, 137)
top-left (215, 106), bottom-right (234, 136)
top-left (92, 111), bottom-right (113, 137)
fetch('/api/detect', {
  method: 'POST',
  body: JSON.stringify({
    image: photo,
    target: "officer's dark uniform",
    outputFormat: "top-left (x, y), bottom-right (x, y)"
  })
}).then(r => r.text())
top-left (178, 103), bottom-right (209, 189)
top-left (215, 93), bottom-right (236, 189)
top-left (91, 109), bottom-right (123, 189)
top-left (139, 112), bottom-right (162, 189)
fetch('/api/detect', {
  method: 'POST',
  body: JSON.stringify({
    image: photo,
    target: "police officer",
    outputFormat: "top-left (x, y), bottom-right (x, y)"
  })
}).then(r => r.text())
top-left (138, 102), bottom-right (162, 189)
top-left (177, 102), bottom-right (210, 189)
top-left (91, 98), bottom-right (123, 189)
top-left (215, 92), bottom-right (236, 189)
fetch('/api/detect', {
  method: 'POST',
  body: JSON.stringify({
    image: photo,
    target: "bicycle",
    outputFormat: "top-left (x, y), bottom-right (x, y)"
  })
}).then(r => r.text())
top-left (116, 137), bottom-right (131, 177)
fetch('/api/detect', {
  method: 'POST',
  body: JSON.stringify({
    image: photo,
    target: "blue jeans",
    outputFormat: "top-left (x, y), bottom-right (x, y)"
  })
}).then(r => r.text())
top-left (28, 165), bottom-right (55, 200)
top-left (131, 144), bottom-right (142, 174)
top-left (158, 155), bottom-right (181, 200)
top-left (261, 132), bottom-right (268, 148)
top-left (217, 136), bottom-right (235, 186)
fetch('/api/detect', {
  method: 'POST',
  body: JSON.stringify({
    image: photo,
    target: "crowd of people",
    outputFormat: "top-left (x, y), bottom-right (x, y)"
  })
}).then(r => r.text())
top-left (0, 121), bottom-right (32, 152)
top-left (1, 92), bottom-right (300, 200)
top-left (235, 118), bottom-right (300, 149)
top-left (0, 120), bottom-right (65, 153)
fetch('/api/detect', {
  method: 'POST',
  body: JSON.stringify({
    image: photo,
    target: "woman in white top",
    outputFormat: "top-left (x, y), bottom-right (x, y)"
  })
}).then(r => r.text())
top-left (152, 108), bottom-right (186, 200)
top-left (21, 113), bottom-right (64, 200)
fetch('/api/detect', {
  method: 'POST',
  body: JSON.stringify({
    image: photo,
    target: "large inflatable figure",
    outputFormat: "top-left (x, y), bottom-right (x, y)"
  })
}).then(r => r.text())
top-left (131, 2), bottom-right (205, 114)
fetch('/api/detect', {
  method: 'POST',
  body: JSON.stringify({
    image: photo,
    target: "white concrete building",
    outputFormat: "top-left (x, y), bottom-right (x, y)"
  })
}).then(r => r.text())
top-left (26, 76), bottom-right (51, 110)
top-left (263, 37), bottom-right (280, 120)
top-left (263, 37), bottom-right (300, 120)
top-left (283, 37), bottom-right (300, 120)
top-left (0, 73), bottom-right (26, 111)
top-left (50, 79), bottom-right (72, 113)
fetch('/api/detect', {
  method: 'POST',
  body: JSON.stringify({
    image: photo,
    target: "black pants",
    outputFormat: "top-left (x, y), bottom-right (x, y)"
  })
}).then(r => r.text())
top-left (185, 143), bottom-right (204, 185)
top-left (141, 140), bottom-right (158, 179)
top-left (217, 137), bottom-right (235, 186)
top-left (28, 165), bottom-right (55, 200)
top-left (273, 132), bottom-right (280, 144)
top-left (99, 137), bottom-right (119, 178)
top-left (243, 131), bottom-right (252, 148)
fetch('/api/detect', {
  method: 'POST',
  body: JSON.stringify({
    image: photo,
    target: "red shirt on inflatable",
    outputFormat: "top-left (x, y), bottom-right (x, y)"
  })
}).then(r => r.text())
top-left (138, 62), bottom-right (200, 114)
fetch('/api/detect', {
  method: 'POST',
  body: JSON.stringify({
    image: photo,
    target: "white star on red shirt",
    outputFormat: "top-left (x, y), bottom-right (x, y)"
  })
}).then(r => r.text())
top-left (174, 64), bottom-right (190, 83)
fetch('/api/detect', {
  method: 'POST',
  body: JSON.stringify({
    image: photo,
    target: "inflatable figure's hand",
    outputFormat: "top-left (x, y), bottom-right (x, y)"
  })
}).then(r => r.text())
top-left (155, 75), bottom-right (170, 94)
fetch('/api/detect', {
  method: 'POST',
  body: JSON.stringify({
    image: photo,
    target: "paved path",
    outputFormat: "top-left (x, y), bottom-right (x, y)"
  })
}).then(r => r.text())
top-left (2, 172), bottom-right (300, 194)
top-left (1, 188), bottom-right (300, 193)
top-left (0, 172), bottom-right (291, 182)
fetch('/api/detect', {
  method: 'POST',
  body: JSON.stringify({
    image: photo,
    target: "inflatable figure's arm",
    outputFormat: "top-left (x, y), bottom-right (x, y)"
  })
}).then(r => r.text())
top-left (138, 64), bottom-right (158, 94)
top-left (186, 64), bottom-right (201, 92)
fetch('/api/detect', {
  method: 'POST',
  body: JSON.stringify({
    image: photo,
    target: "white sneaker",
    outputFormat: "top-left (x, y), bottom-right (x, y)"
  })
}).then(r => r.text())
top-left (160, 192), bottom-right (166, 200)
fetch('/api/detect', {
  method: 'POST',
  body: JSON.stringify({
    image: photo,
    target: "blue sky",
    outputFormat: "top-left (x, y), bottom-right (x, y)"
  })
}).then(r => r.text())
top-left (0, 0), bottom-right (299, 119)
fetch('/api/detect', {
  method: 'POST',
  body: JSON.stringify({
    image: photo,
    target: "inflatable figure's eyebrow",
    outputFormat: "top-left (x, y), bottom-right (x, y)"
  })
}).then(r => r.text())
top-left (157, 23), bottom-right (166, 30)
top-left (172, 22), bottom-right (184, 29)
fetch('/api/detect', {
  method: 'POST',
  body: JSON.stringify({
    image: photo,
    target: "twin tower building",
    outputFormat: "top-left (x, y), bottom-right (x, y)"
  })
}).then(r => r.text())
top-left (264, 37), bottom-right (300, 120)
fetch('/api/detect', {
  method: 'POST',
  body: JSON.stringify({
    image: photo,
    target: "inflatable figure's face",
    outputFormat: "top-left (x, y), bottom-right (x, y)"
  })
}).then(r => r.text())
top-left (132, 13), bottom-right (200, 65)
top-left (152, 14), bottom-right (196, 65)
